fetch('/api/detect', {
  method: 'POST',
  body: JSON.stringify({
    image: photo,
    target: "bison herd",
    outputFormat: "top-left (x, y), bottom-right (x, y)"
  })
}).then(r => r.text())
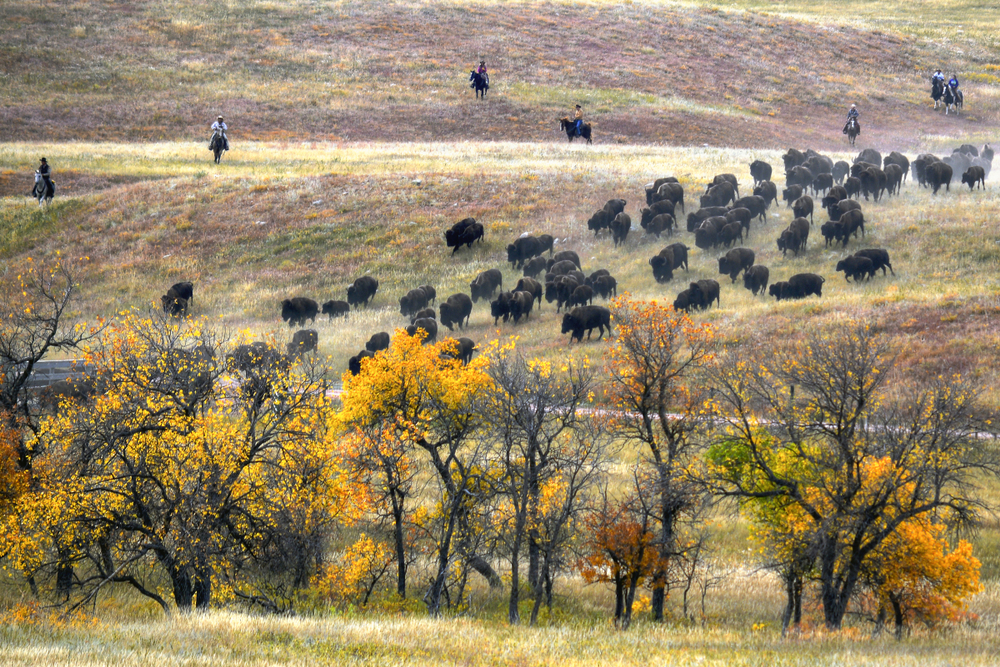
top-left (158, 142), bottom-right (992, 379)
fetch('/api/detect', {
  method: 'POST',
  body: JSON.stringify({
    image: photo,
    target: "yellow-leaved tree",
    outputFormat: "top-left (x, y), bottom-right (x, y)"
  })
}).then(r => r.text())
top-left (4, 311), bottom-right (365, 613)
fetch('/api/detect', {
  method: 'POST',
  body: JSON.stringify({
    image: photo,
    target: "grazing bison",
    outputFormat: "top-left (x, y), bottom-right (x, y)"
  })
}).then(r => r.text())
top-left (686, 206), bottom-right (729, 232)
top-left (726, 207), bottom-right (753, 237)
top-left (448, 222), bottom-right (484, 254)
top-left (445, 218), bottom-right (477, 248)
top-left (836, 255), bottom-right (875, 282)
top-left (777, 218), bottom-right (811, 257)
top-left (281, 297), bottom-right (319, 327)
top-left (547, 259), bottom-right (579, 277)
top-left (562, 306), bottom-right (612, 343)
top-left (169, 281), bottom-right (194, 304)
top-left (783, 185), bottom-right (803, 208)
top-left (400, 287), bottom-right (431, 318)
top-left (161, 293), bottom-right (188, 317)
top-left (587, 208), bottom-right (613, 236)
top-left (287, 329), bottom-right (318, 359)
top-left (640, 199), bottom-right (676, 227)
top-left (514, 277), bottom-right (544, 308)
top-left (770, 273), bottom-right (824, 300)
top-left (719, 221), bottom-right (744, 248)
top-left (643, 213), bottom-right (674, 238)
top-left (228, 342), bottom-right (284, 374)
top-left (710, 173), bottom-right (740, 197)
top-left (610, 213), bottom-right (632, 247)
top-left (567, 284), bottom-right (594, 309)
top-left (522, 256), bottom-right (548, 279)
top-left (650, 248), bottom-right (676, 283)
top-left (750, 160), bottom-right (773, 185)
top-left (347, 276), bottom-right (379, 308)
top-left (962, 166), bottom-right (986, 190)
top-left (854, 249), bottom-right (895, 276)
top-left (688, 279), bottom-right (720, 311)
top-left (832, 160), bottom-right (850, 185)
top-left (365, 332), bottom-right (391, 352)
top-left (645, 177), bottom-right (679, 204)
top-left (732, 195), bottom-right (767, 223)
top-left (507, 235), bottom-right (545, 268)
top-left (439, 293), bottom-right (473, 331)
top-left (411, 308), bottom-right (435, 324)
top-left (592, 274), bottom-right (618, 299)
top-left (753, 180), bottom-right (778, 209)
top-left (470, 268), bottom-right (503, 303)
top-left (322, 300), bottom-right (350, 320)
top-left (694, 219), bottom-right (720, 250)
top-left (348, 350), bottom-right (375, 376)
top-left (405, 317), bottom-right (438, 343)
top-left (655, 182), bottom-right (685, 212)
top-left (743, 265), bottom-right (770, 296)
top-left (792, 195), bottom-right (813, 223)
top-left (718, 248), bottom-right (755, 283)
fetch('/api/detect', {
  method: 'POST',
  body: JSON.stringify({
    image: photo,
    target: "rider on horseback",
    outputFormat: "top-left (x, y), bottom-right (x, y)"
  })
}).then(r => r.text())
top-left (843, 104), bottom-right (860, 134)
top-left (573, 105), bottom-right (584, 136)
top-left (477, 60), bottom-right (488, 85)
top-left (932, 70), bottom-right (945, 85)
top-left (211, 115), bottom-right (229, 151)
top-left (948, 75), bottom-right (960, 94)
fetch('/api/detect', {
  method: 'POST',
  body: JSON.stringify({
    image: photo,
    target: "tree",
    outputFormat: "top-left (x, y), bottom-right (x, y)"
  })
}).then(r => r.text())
top-left (338, 331), bottom-right (494, 616)
top-left (707, 320), bottom-right (997, 629)
top-left (5, 312), bottom-right (363, 612)
top-left (605, 296), bottom-right (715, 621)
top-left (480, 345), bottom-right (594, 624)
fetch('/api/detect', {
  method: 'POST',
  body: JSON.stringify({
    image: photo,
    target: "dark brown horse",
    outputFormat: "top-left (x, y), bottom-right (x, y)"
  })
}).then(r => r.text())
top-left (845, 117), bottom-right (860, 147)
top-left (560, 117), bottom-right (592, 144)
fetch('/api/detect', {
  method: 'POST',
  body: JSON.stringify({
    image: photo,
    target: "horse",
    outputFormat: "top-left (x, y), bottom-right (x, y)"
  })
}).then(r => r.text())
top-left (210, 130), bottom-right (228, 164)
top-left (559, 117), bottom-right (592, 144)
top-left (469, 70), bottom-right (489, 99)
top-left (931, 79), bottom-right (944, 109)
top-left (944, 86), bottom-right (963, 115)
top-left (32, 171), bottom-right (54, 205)
top-left (844, 117), bottom-right (860, 147)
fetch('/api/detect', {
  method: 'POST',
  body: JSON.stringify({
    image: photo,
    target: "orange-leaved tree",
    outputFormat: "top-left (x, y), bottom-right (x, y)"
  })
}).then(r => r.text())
top-left (707, 320), bottom-right (996, 630)
top-left (605, 295), bottom-right (715, 622)
top-left (338, 330), bottom-right (494, 616)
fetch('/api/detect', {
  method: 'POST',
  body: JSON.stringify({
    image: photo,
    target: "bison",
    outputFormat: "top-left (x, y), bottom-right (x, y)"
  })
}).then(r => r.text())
top-left (287, 329), bottom-right (318, 359)
top-left (514, 277), bottom-right (544, 308)
top-left (743, 265), bottom-right (770, 296)
top-left (348, 350), bottom-right (374, 376)
top-left (562, 306), bottom-right (612, 343)
top-left (836, 255), bottom-right (875, 282)
top-left (853, 249), bottom-right (894, 276)
top-left (470, 268), bottom-right (503, 303)
top-left (610, 213), bottom-right (631, 247)
top-left (405, 317), bottom-right (438, 344)
top-left (365, 332), bottom-right (391, 352)
top-left (962, 166), bottom-right (986, 190)
top-left (347, 276), bottom-right (379, 309)
top-left (749, 160), bottom-right (772, 185)
top-left (792, 195), bottom-right (814, 223)
top-left (507, 236), bottom-right (545, 268)
top-left (718, 248), bottom-right (755, 283)
top-left (281, 297), bottom-right (319, 327)
top-left (439, 293), bottom-right (473, 331)
top-left (322, 300), bottom-right (350, 320)
top-left (400, 287), bottom-right (431, 318)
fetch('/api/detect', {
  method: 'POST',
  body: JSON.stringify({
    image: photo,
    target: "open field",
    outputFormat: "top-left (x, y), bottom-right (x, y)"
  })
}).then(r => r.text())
top-left (4, 0), bottom-right (1000, 663)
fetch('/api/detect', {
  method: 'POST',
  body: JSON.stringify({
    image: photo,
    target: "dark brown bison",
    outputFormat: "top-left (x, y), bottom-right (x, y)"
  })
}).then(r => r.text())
top-left (405, 317), bottom-right (438, 344)
top-left (548, 250), bottom-right (581, 269)
top-left (962, 166), bottom-right (986, 190)
top-left (439, 293), bottom-right (473, 331)
top-left (562, 306), bottom-right (612, 343)
top-left (726, 207), bottom-right (753, 237)
top-left (718, 248), bottom-right (755, 283)
top-left (643, 213), bottom-right (674, 238)
top-left (161, 293), bottom-right (188, 317)
top-left (507, 236), bottom-right (545, 268)
top-left (782, 149), bottom-right (807, 170)
top-left (732, 195), bottom-right (767, 223)
top-left (743, 265), bottom-right (769, 296)
top-left (491, 291), bottom-right (513, 324)
top-left (701, 181), bottom-right (736, 208)
top-left (610, 213), bottom-right (631, 247)
top-left (448, 222), bottom-right (484, 254)
top-left (792, 195), bottom-right (813, 223)
top-left (654, 182), bottom-right (685, 212)
top-left (287, 329), bottom-right (318, 359)
top-left (445, 218), bottom-right (477, 248)
top-left (832, 160), bottom-right (850, 184)
top-left (470, 268), bottom-right (503, 303)
top-left (836, 255), bottom-right (875, 282)
top-left (508, 290), bottom-right (535, 323)
top-left (400, 287), bottom-right (432, 318)
top-left (442, 337), bottom-right (477, 365)
top-left (514, 277), bottom-right (544, 308)
top-left (785, 166), bottom-right (814, 189)
top-left (347, 276), bottom-right (379, 308)
top-left (411, 308), bottom-right (435, 323)
top-left (521, 256), bottom-right (548, 279)
top-left (567, 285), bottom-right (594, 309)
top-left (854, 148), bottom-right (882, 167)
top-left (782, 185), bottom-right (803, 208)
top-left (365, 332), bottom-right (391, 352)
top-left (169, 281), bottom-right (194, 304)
top-left (777, 217), bottom-right (811, 256)
top-left (710, 173), bottom-right (740, 197)
top-left (322, 300), bottom-right (350, 320)
top-left (640, 199), bottom-right (676, 228)
top-left (820, 220), bottom-right (845, 247)
top-left (839, 208), bottom-right (866, 240)
top-left (591, 274), bottom-right (618, 299)
top-left (770, 273), bottom-right (824, 300)
top-left (753, 180), bottom-right (778, 209)
top-left (750, 160), bottom-right (772, 185)
top-left (686, 206), bottom-right (729, 232)
top-left (883, 152), bottom-right (910, 182)
top-left (688, 279), bottom-right (720, 310)
top-left (281, 297), bottom-right (319, 327)
top-left (811, 173), bottom-right (833, 196)
top-left (348, 350), bottom-right (374, 376)
top-left (883, 164), bottom-right (904, 196)
top-left (854, 249), bottom-right (894, 276)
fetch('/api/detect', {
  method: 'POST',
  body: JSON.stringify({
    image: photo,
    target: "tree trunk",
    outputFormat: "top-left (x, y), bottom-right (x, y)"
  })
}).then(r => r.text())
top-left (508, 529), bottom-right (522, 624)
top-left (890, 592), bottom-right (904, 640)
top-left (171, 567), bottom-right (194, 610)
top-left (194, 567), bottom-right (212, 610)
top-left (391, 492), bottom-right (407, 598)
top-left (425, 501), bottom-right (459, 616)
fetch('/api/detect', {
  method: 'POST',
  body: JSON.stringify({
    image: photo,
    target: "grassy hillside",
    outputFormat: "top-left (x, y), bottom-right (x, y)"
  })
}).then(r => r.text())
top-left (2, 0), bottom-right (998, 147)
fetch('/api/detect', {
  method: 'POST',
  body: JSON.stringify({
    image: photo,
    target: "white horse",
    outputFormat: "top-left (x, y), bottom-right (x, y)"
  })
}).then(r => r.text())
top-left (32, 171), bottom-right (54, 205)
